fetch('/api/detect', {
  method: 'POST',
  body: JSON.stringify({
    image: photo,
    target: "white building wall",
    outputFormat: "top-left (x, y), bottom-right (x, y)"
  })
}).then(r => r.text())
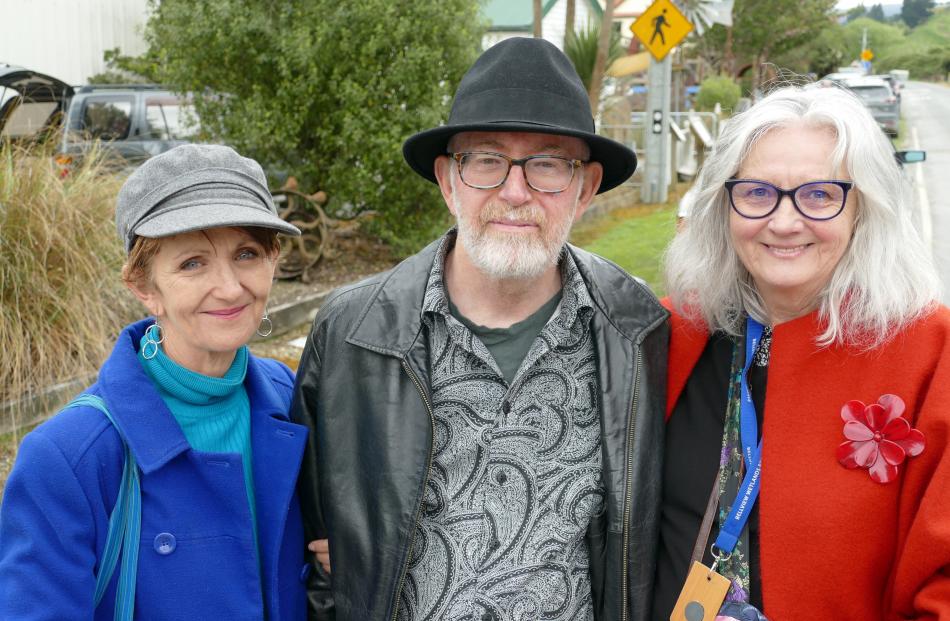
top-left (0, 0), bottom-right (151, 85)
top-left (484, 0), bottom-right (600, 51)
top-left (543, 0), bottom-right (599, 47)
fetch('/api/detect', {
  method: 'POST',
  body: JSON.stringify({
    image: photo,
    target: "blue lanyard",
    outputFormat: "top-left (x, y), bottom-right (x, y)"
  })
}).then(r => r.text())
top-left (713, 317), bottom-right (765, 555)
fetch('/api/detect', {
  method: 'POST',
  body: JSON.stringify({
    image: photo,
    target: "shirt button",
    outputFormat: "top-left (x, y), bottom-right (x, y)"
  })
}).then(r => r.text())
top-left (153, 532), bottom-right (176, 555)
top-left (502, 402), bottom-right (511, 414)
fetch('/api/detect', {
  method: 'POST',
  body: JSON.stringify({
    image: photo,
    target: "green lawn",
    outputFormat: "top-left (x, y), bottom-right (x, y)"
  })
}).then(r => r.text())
top-left (571, 203), bottom-right (678, 296)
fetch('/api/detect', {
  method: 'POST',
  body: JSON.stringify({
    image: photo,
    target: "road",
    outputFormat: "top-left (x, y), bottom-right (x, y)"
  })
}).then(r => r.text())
top-left (901, 81), bottom-right (950, 305)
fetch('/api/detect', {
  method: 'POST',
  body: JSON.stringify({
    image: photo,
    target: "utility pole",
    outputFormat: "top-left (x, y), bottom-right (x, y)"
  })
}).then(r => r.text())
top-left (641, 54), bottom-right (672, 204)
top-left (631, 0), bottom-right (692, 204)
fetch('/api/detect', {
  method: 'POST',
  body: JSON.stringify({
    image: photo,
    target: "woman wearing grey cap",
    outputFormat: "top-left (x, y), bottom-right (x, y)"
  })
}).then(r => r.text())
top-left (0, 145), bottom-right (309, 620)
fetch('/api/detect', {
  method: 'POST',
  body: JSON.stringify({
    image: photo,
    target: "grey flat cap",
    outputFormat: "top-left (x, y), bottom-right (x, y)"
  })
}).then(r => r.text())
top-left (115, 144), bottom-right (300, 253)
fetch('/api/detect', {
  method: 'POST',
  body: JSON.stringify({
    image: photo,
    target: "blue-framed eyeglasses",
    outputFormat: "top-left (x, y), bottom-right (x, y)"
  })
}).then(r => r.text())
top-left (724, 179), bottom-right (854, 221)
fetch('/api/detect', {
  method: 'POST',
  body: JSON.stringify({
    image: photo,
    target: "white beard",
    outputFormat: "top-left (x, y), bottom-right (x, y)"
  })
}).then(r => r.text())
top-left (451, 174), bottom-right (581, 280)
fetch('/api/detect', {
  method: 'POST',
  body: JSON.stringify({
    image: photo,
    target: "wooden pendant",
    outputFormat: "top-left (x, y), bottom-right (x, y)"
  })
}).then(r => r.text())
top-left (670, 561), bottom-right (732, 621)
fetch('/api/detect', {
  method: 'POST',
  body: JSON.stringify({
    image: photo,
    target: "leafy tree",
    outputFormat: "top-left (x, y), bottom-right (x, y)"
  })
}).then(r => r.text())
top-left (868, 4), bottom-right (886, 21)
top-left (87, 70), bottom-right (142, 85)
top-left (693, 0), bottom-right (837, 93)
top-left (776, 7), bottom-right (948, 79)
top-left (878, 45), bottom-right (950, 78)
top-left (906, 5), bottom-right (950, 46)
top-left (841, 17), bottom-right (907, 65)
top-left (98, 48), bottom-right (163, 83)
top-left (774, 23), bottom-right (849, 76)
top-left (134, 0), bottom-right (484, 253)
top-left (695, 75), bottom-right (741, 112)
top-left (902, 0), bottom-right (936, 28)
top-left (846, 4), bottom-right (868, 22)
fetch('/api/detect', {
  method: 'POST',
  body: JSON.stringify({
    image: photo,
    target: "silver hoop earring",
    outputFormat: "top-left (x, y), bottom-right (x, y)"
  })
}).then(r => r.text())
top-left (142, 322), bottom-right (164, 360)
top-left (257, 311), bottom-right (273, 338)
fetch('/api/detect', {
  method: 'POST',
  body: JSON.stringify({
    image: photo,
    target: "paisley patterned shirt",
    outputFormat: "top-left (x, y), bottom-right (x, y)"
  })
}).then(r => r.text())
top-left (396, 236), bottom-right (604, 621)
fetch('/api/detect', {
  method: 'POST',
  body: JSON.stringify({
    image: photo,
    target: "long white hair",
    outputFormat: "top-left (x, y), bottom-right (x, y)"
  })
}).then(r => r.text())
top-left (664, 85), bottom-right (941, 347)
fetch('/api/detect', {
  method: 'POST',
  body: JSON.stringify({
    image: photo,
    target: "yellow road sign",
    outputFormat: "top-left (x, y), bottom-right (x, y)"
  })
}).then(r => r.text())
top-left (630, 0), bottom-right (694, 62)
top-left (861, 49), bottom-right (874, 61)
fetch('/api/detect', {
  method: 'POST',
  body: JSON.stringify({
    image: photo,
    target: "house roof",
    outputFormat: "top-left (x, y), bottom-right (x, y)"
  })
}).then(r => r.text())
top-left (483, 0), bottom-right (607, 32)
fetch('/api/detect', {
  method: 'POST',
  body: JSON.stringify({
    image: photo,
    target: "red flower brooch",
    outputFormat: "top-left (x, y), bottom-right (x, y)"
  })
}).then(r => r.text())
top-left (836, 394), bottom-right (925, 484)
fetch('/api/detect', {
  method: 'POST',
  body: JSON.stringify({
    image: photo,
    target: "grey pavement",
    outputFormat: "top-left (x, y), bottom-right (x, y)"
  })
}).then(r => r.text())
top-left (901, 81), bottom-right (950, 305)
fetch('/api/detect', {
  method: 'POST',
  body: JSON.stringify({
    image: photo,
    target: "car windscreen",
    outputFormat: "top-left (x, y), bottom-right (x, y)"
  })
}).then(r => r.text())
top-left (850, 86), bottom-right (891, 102)
top-left (145, 96), bottom-right (200, 140)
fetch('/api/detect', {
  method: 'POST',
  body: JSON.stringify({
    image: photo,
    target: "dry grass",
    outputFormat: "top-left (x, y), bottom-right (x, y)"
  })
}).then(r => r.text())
top-left (0, 142), bottom-right (141, 427)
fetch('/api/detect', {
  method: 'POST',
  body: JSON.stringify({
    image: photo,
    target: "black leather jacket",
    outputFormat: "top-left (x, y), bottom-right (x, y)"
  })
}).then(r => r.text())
top-left (290, 236), bottom-right (668, 621)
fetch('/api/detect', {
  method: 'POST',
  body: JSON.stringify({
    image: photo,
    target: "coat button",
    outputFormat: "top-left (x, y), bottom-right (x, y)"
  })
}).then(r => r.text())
top-left (299, 562), bottom-right (312, 583)
top-left (481, 612), bottom-right (494, 621)
top-left (153, 532), bottom-right (176, 555)
top-left (502, 402), bottom-right (511, 414)
top-left (488, 537), bottom-right (501, 551)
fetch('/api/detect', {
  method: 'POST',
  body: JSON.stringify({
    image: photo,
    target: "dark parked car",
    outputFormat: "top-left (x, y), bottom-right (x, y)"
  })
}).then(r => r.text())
top-left (872, 74), bottom-right (901, 98)
top-left (58, 84), bottom-right (200, 169)
top-left (1, 64), bottom-right (198, 169)
top-left (839, 76), bottom-right (900, 137)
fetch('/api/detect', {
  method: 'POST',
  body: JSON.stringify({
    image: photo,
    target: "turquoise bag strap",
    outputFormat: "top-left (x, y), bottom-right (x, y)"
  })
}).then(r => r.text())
top-left (66, 394), bottom-right (141, 621)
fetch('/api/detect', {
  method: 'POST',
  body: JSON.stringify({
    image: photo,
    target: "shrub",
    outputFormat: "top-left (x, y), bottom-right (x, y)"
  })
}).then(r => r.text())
top-left (0, 143), bottom-right (140, 416)
top-left (878, 46), bottom-right (950, 80)
top-left (695, 75), bottom-right (742, 113)
top-left (564, 20), bottom-right (625, 93)
top-left (130, 0), bottom-right (485, 255)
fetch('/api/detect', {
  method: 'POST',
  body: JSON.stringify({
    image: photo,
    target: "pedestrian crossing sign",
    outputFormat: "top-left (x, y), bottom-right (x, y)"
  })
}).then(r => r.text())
top-left (631, 0), bottom-right (694, 62)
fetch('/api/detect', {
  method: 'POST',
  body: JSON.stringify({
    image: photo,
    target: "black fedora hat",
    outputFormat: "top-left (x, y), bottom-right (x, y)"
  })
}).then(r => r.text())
top-left (402, 37), bottom-right (637, 194)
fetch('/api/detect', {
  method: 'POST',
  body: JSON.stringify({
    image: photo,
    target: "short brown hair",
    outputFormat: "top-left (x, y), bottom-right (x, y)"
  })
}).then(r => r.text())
top-left (122, 226), bottom-right (281, 288)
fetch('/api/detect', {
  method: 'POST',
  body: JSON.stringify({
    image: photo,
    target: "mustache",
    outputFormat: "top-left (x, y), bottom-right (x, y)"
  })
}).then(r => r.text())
top-left (478, 202), bottom-right (546, 227)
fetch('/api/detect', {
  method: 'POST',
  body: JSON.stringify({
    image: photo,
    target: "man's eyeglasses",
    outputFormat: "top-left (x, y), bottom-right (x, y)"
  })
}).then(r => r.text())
top-left (450, 152), bottom-right (585, 194)
top-left (724, 179), bottom-right (854, 221)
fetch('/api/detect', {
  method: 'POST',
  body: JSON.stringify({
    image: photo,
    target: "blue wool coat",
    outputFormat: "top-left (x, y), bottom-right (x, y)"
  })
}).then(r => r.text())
top-left (0, 319), bottom-right (309, 620)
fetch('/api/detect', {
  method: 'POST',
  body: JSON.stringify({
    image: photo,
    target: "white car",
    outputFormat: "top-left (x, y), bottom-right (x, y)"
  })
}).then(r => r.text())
top-left (838, 76), bottom-right (900, 137)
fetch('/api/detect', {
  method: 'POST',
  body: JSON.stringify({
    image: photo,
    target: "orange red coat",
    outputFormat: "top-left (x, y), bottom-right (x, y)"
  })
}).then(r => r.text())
top-left (665, 303), bottom-right (950, 620)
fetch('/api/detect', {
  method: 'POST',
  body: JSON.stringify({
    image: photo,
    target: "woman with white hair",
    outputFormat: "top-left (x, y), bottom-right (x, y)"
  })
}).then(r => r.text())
top-left (654, 86), bottom-right (950, 620)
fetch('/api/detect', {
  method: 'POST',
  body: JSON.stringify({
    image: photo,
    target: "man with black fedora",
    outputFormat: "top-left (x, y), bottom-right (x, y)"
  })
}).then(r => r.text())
top-left (291, 37), bottom-right (668, 621)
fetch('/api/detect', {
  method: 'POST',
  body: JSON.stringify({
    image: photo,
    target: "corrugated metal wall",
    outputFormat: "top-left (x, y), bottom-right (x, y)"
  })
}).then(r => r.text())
top-left (0, 0), bottom-right (150, 85)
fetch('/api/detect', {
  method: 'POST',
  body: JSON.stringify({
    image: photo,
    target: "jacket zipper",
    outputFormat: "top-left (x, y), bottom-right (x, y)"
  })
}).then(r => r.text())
top-left (389, 359), bottom-right (435, 621)
top-left (621, 347), bottom-right (643, 621)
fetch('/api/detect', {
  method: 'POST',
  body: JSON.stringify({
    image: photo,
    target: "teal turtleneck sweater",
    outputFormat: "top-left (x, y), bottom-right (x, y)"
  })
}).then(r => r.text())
top-left (137, 337), bottom-right (259, 554)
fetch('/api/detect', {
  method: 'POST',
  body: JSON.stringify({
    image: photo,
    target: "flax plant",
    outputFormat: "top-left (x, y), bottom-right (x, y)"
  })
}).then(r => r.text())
top-left (0, 143), bottom-right (141, 432)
